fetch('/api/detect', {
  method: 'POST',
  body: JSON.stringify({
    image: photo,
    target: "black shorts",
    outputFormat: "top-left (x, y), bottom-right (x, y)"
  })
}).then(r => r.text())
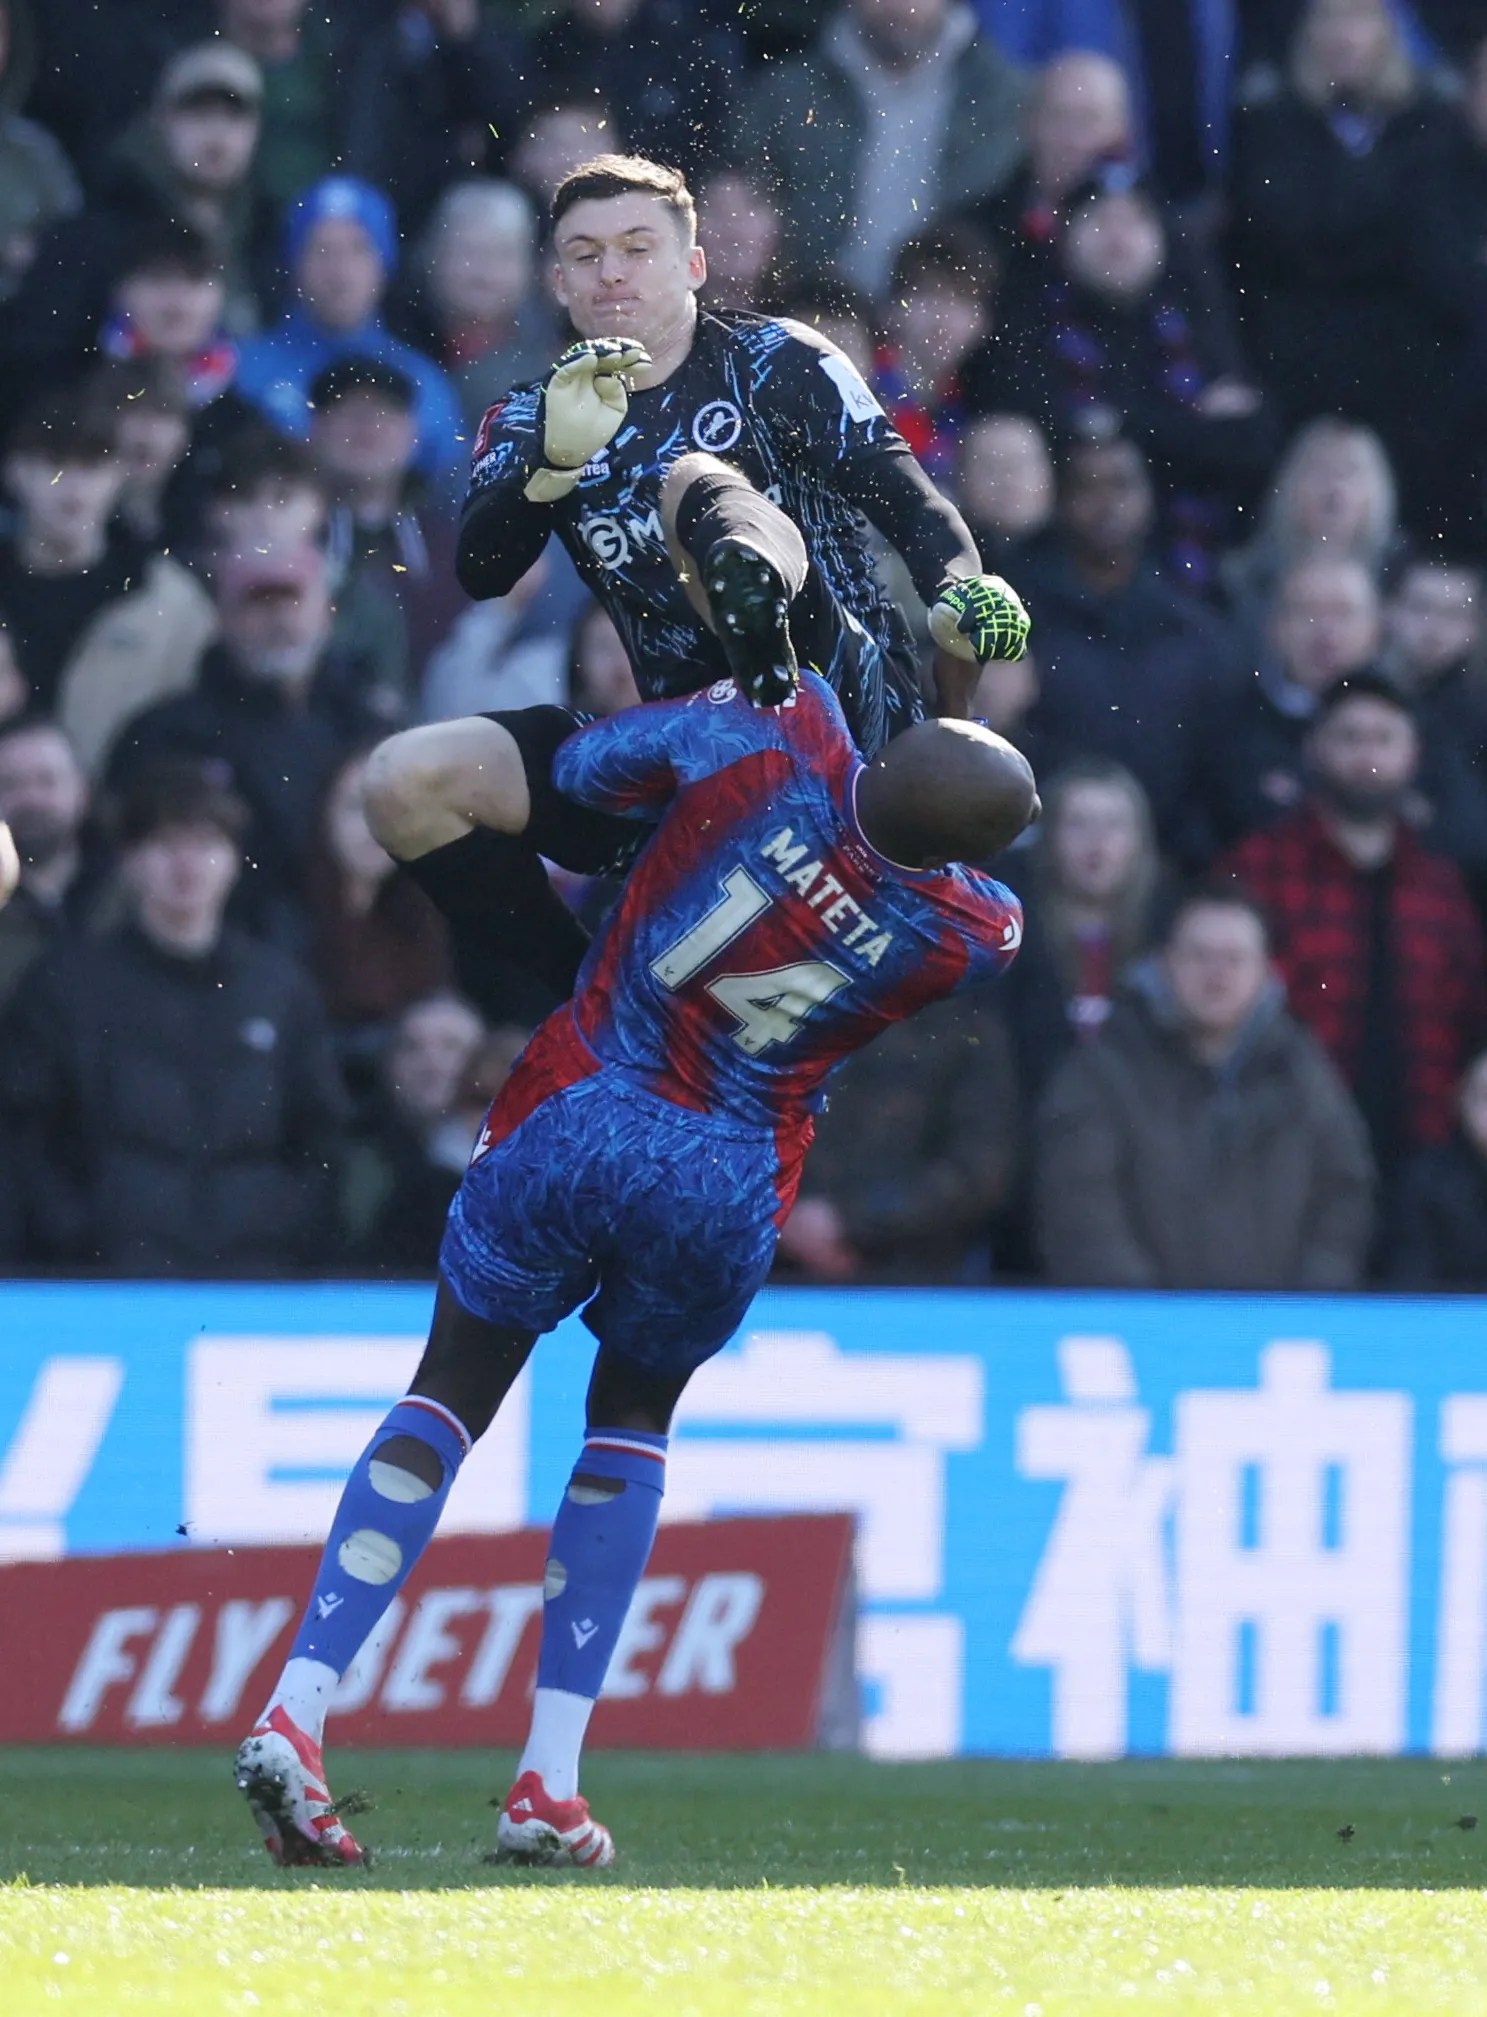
top-left (791, 568), bottom-right (925, 760)
top-left (484, 705), bottom-right (654, 877)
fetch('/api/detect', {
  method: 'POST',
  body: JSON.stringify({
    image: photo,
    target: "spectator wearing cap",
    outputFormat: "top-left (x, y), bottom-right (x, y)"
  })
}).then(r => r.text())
top-left (0, 394), bottom-right (216, 774)
top-left (309, 358), bottom-right (468, 703)
top-left (1219, 673), bottom-right (1487, 1200)
top-left (216, 0), bottom-right (344, 212)
top-left (0, 715), bottom-right (109, 1013)
top-left (737, 0), bottom-right (1026, 293)
top-left (1034, 887), bottom-right (1373, 1288)
top-left (0, 0), bottom-right (80, 304)
top-left (233, 176), bottom-right (465, 486)
top-left (0, 40), bottom-right (274, 416)
top-left (0, 756), bottom-right (348, 1274)
top-left (105, 542), bottom-right (402, 947)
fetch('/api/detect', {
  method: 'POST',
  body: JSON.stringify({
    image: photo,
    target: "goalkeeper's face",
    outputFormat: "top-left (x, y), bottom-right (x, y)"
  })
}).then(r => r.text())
top-left (552, 194), bottom-right (705, 356)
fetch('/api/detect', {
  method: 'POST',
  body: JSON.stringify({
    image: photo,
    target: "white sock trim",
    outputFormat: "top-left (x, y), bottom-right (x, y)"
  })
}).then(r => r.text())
top-left (263, 1656), bottom-right (339, 1746)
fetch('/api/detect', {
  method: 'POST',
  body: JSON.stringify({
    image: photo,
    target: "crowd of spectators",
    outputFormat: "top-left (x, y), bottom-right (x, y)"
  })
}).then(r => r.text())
top-left (4, 0), bottom-right (1487, 1292)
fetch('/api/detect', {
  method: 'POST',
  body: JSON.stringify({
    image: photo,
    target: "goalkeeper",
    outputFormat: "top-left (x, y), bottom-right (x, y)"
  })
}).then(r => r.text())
top-left (367, 153), bottom-right (1029, 1001)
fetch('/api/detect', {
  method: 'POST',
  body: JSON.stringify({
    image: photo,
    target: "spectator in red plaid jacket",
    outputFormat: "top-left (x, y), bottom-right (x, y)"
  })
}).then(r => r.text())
top-left (1219, 672), bottom-right (1487, 1196)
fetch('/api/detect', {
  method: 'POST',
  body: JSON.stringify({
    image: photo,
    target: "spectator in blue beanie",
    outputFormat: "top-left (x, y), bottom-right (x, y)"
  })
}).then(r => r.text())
top-left (234, 176), bottom-right (465, 486)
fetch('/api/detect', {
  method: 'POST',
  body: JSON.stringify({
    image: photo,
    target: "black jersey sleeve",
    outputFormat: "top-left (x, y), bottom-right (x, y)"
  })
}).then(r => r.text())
top-left (456, 384), bottom-right (557, 600)
top-left (763, 320), bottom-right (981, 603)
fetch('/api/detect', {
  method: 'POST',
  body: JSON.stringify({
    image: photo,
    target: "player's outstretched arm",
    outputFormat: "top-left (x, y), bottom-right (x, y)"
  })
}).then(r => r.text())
top-left (362, 717), bottom-right (531, 861)
top-left (458, 341), bottom-right (650, 600)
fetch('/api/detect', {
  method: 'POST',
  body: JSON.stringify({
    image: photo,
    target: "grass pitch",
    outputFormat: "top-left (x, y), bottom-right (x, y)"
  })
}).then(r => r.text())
top-left (2, 1751), bottom-right (1486, 2013)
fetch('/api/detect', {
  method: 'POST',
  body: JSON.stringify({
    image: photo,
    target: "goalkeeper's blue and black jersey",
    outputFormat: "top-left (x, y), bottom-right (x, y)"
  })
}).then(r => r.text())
top-left (457, 309), bottom-right (980, 751)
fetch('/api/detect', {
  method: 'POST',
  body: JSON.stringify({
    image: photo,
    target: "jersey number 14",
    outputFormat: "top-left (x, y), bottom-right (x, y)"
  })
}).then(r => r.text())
top-left (650, 867), bottom-right (849, 1057)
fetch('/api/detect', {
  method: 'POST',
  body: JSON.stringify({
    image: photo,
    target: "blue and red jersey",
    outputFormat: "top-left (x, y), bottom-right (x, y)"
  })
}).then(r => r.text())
top-left (485, 671), bottom-right (1024, 1145)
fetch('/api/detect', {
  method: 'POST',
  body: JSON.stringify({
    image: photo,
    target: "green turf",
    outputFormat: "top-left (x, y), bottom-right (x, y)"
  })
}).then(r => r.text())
top-left (2, 1750), bottom-right (1487, 2012)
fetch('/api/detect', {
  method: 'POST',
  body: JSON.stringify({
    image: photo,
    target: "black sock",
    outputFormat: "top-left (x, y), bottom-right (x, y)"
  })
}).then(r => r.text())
top-left (400, 828), bottom-right (590, 1007)
top-left (673, 465), bottom-right (808, 599)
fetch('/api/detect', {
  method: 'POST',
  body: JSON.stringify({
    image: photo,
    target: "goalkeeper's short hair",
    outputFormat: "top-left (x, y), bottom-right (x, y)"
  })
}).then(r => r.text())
top-left (552, 154), bottom-right (696, 241)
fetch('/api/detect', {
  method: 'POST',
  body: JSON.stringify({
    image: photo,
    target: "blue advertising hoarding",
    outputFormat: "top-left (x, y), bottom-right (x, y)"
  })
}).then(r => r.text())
top-left (1, 1280), bottom-right (1484, 1760)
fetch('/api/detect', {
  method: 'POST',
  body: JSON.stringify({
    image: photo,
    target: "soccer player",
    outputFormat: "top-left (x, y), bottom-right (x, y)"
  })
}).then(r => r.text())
top-left (366, 151), bottom-right (1029, 1003)
top-left (236, 667), bottom-right (1036, 1870)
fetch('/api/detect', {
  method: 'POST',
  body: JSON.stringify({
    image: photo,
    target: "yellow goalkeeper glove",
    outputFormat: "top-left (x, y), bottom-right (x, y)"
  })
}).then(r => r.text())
top-left (523, 338), bottom-right (651, 503)
top-left (929, 573), bottom-right (1031, 663)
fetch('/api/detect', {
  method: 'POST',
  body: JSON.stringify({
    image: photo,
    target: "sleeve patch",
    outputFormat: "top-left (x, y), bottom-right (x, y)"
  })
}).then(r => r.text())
top-left (818, 351), bottom-right (885, 425)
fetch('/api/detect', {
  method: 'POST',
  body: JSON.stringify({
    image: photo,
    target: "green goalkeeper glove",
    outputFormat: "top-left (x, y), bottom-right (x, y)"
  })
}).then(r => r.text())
top-left (929, 573), bottom-right (1031, 664)
top-left (523, 338), bottom-right (651, 504)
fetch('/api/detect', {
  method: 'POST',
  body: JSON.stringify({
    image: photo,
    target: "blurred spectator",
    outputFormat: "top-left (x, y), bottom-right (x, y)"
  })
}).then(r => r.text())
top-left (1227, 0), bottom-right (1464, 531)
top-left (955, 412), bottom-right (1055, 568)
top-left (568, 602), bottom-right (641, 716)
top-left (1013, 433), bottom-right (1237, 853)
top-left (106, 543), bottom-right (402, 943)
top-left (1222, 418), bottom-right (1400, 644)
top-left (0, 396), bottom-right (215, 775)
top-left (960, 50), bottom-right (1133, 270)
top-left (972, 1), bottom-right (1237, 204)
top-left (533, 0), bottom-right (739, 187)
top-left (1382, 553), bottom-right (1487, 774)
top-left (697, 171), bottom-right (785, 314)
top-left (420, 549), bottom-right (590, 722)
top-left (1220, 673), bottom-right (1487, 1194)
top-left (23, 0), bottom-right (204, 191)
top-left (86, 359), bottom-right (195, 550)
top-left (234, 178), bottom-right (465, 485)
top-left (0, 0), bottom-right (81, 303)
top-left (873, 226), bottom-right (995, 485)
top-left (969, 645), bottom-right (1046, 767)
top-left (0, 716), bottom-right (106, 1010)
top-left (1000, 757), bottom-right (1162, 1104)
top-left (98, 222), bottom-right (246, 418)
top-left (1035, 887), bottom-right (1374, 1286)
top-left (0, 615), bottom-right (22, 723)
top-left (0, 757), bottom-right (348, 1274)
top-left (408, 180), bottom-right (557, 433)
top-left (305, 746), bottom-right (451, 1038)
top-left (1201, 553), bottom-right (1382, 849)
top-left (340, 988), bottom-right (484, 1268)
top-left (739, 0), bottom-right (1026, 293)
top-left (217, 0), bottom-right (343, 211)
top-left (779, 281), bottom-right (880, 379)
top-left (970, 180), bottom-right (1272, 589)
top-left (2, 41), bottom-right (272, 409)
top-left (344, 0), bottom-right (531, 240)
top-left (777, 988), bottom-right (1019, 1282)
top-left (510, 93), bottom-right (622, 208)
top-left (1392, 1048), bottom-right (1487, 1287)
top-left (310, 357), bottom-right (467, 704)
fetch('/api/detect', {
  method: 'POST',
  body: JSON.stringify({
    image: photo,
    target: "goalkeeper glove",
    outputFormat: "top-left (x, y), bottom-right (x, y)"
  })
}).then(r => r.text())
top-left (523, 338), bottom-right (650, 503)
top-left (929, 573), bottom-right (1031, 664)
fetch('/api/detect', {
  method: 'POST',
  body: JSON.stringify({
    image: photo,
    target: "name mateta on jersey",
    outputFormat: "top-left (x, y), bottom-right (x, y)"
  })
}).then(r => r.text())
top-left (818, 352), bottom-right (885, 425)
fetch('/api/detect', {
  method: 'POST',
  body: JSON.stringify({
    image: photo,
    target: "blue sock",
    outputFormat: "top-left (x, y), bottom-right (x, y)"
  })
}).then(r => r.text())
top-left (288, 1396), bottom-right (470, 1673)
top-left (536, 1428), bottom-right (668, 1699)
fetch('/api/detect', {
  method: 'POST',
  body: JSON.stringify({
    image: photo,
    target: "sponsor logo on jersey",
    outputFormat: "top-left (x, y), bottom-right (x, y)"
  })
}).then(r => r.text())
top-left (707, 679), bottom-right (736, 704)
top-left (818, 352), bottom-right (885, 425)
top-left (580, 505), bottom-right (667, 571)
top-left (579, 450), bottom-right (611, 484)
top-left (691, 400), bottom-right (744, 452)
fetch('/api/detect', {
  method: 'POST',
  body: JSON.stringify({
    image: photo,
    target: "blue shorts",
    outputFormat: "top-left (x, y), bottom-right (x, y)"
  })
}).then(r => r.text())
top-left (439, 1071), bottom-right (800, 1374)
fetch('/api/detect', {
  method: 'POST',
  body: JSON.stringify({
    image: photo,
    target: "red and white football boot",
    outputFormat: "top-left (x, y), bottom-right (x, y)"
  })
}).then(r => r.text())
top-left (234, 1706), bottom-right (366, 1868)
top-left (492, 1769), bottom-right (615, 1868)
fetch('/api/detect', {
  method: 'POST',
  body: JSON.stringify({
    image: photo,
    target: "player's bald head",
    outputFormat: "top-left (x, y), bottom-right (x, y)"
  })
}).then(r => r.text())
top-left (856, 718), bottom-right (1040, 868)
